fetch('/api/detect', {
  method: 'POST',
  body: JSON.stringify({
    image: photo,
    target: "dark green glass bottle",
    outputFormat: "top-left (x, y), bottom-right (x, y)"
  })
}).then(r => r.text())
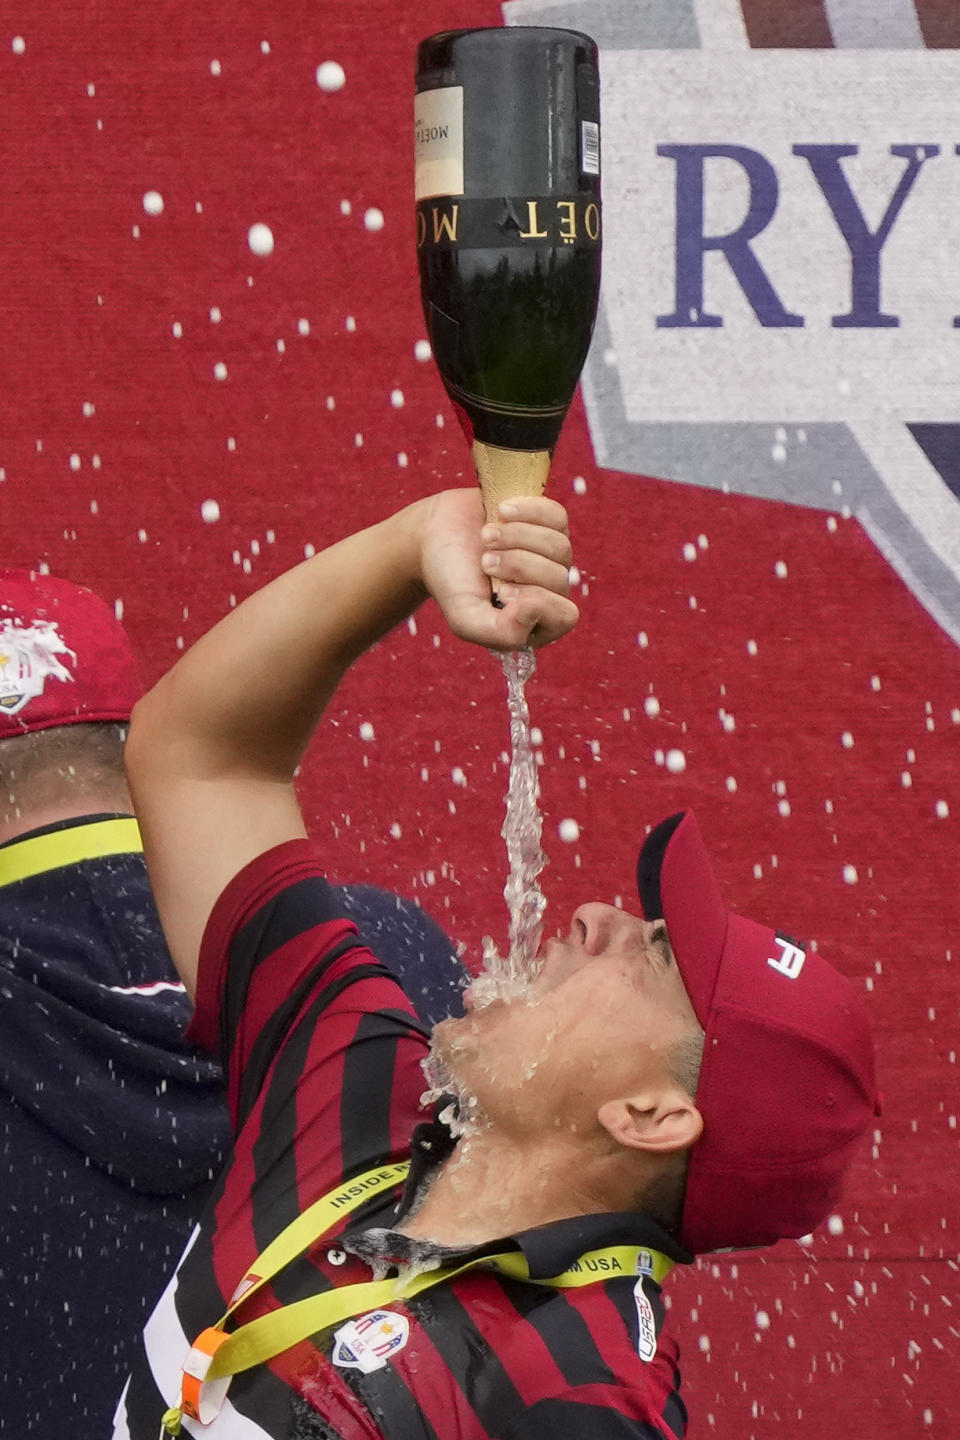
top-left (415, 26), bottom-right (601, 515)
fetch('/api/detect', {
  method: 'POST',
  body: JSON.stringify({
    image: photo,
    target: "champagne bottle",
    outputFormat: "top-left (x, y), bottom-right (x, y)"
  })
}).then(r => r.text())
top-left (415, 26), bottom-right (601, 521)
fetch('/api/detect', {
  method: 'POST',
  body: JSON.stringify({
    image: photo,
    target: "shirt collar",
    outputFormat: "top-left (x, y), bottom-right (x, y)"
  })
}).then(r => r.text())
top-left (375, 1100), bottom-right (693, 1276)
top-left (0, 813), bottom-right (141, 887)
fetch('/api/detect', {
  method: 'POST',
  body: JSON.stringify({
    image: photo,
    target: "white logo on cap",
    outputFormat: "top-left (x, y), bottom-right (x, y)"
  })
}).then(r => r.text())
top-left (0, 620), bottom-right (75, 717)
top-left (767, 937), bottom-right (806, 980)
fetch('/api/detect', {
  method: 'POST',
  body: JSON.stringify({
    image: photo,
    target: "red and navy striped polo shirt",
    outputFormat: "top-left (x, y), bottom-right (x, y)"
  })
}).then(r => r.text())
top-left (114, 839), bottom-right (690, 1439)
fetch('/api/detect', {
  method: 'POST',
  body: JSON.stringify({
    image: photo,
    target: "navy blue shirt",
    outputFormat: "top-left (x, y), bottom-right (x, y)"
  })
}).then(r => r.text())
top-left (0, 815), bottom-right (231, 1436)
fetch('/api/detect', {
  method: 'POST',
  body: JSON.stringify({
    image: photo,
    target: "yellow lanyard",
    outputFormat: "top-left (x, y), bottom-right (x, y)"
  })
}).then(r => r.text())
top-left (162, 1160), bottom-right (674, 1433)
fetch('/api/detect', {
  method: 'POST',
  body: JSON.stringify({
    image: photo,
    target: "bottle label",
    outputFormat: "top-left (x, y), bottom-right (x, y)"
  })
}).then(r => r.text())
top-left (415, 87), bottom-right (464, 200)
top-left (417, 195), bottom-right (604, 252)
top-left (416, 195), bottom-right (601, 251)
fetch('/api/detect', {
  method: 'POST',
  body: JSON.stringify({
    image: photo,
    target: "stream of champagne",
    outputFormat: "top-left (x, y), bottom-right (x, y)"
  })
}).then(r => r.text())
top-left (470, 647), bottom-right (547, 1006)
top-left (420, 649), bottom-right (547, 1127)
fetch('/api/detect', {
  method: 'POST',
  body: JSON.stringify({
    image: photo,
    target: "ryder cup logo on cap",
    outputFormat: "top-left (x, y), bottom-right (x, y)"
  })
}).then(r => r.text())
top-left (331, 1310), bottom-right (411, 1374)
top-left (0, 570), bottom-right (140, 737)
top-left (0, 620), bottom-right (75, 718)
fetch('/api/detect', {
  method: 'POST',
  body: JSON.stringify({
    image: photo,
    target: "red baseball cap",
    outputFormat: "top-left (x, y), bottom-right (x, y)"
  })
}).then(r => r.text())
top-left (637, 810), bottom-right (879, 1256)
top-left (0, 569), bottom-right (140, 737)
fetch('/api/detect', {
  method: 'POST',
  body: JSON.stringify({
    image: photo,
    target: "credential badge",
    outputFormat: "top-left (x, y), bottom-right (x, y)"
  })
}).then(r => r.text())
top-left (331, 1309), bottom-right (410, 1375)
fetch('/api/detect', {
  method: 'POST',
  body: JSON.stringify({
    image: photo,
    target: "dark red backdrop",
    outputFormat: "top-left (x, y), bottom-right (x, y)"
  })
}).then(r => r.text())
top-left (2, 4), bottom-right (958, 1436)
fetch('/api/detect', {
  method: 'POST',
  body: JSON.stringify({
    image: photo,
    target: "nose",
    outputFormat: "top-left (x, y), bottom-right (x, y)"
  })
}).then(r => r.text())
top-left (571, 902), bottom-right (645, 956)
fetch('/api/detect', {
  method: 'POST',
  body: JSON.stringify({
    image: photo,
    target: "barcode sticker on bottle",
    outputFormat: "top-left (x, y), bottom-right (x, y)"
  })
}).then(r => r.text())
top-left (581, 121), bottom-right (600, 176)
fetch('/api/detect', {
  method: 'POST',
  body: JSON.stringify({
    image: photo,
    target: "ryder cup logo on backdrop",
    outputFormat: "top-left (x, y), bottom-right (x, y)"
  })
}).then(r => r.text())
top-left (505, 0), bottom-right (960, 645)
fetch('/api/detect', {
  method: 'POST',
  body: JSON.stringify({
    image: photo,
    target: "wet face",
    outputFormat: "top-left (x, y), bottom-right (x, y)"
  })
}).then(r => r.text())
top-left (431, 902), bottom-right (703, 1140)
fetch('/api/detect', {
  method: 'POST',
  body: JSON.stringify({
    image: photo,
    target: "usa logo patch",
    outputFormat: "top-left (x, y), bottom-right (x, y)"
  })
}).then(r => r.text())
top-left (331, 1309), bottom-right (410, 1375)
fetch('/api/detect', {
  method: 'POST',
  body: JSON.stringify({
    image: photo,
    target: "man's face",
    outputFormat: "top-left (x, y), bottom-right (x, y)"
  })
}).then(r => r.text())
top-left (431, 903), bottom-right (703, 1139)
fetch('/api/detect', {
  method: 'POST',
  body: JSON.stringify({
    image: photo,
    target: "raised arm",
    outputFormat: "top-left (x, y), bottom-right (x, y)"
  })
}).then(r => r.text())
top-left (125, 488), bottom-right (576, 994)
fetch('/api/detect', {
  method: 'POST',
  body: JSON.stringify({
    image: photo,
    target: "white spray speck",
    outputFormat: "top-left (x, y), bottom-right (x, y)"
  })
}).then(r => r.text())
top-left (364, 207), bottom-right (385, 231)
top-left (210, 59), bottom-right (222, 76)
top-left (346, 315), bottom-right (357, 332)
top-left (213, 362), bottom-right (228, 381)
top-left (666, 749), bottom-right (686, 774)
top-left (935, 800), bottom-right (949, 818)
top-left (316, 60), bottom-right (346, 91)
top-left (172, 321), bottom-right (183, 338)
top-left (747, 639), bottom-right (758, 655)
top-left (637, 631), bottom-right (649, 648)
top-left (682, 542), bottom-right (697, 562)
top-left (726, 776), bottom-right (737, 793)
top-left (414, 339), bottom-right (431, 361)
top-left (389, 822), bottom-right (402, 839)
top-left (390, 389), bottom-right (404, 408)
top-left (451, 767), bottom-right (467, 787)
top-left (827, 1214), bottom-right (844, 1236)
top-left (772, 442), bottom-right (787, 463)
top-left (142, 190), bottom-right (164, 215)
top-left (558, 818), bottom-right (580, 843)
top-left (12, 36), bottom-right (26, 54)
top-left (298, 318), bottom-right (310, 336)
top-left (209, 306), bottom-right (222, 324)
top-left (842, 864), bottom-right (859, 885)
top-left (200, 500), bottom-right (220, 523)
top-left (248, 223), bottom-right (274, 256)
top-left (69, 453), bottom-right (81, 471)
top-left (755, 1311), bottom-right (770, 1330)
top-left (261, 40), bottom-right (270, 54)
top-left (340, 199), bottom-right (352, 215)
top-left (644, 696), bottom-right (660, 718)
top-left (774, 560), bottom-right (788, 578)
top-left (359, 722), bottom-right (375, 741)
top-left (841, 731), bottom-right (854, 749)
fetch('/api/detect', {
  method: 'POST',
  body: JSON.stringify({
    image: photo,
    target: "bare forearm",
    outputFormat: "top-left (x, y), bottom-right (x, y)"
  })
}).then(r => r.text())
top-left (129, 500), bottom-right (428, 785)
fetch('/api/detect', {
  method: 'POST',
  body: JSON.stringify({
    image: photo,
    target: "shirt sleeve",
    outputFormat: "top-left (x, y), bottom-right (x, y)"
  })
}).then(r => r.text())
top-left (186, 839), bottom-right (430, 1142)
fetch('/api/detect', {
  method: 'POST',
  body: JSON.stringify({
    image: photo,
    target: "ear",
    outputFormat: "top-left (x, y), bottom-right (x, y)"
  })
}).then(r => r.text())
top-left (597, 1089), bottom-right (703, 1157)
